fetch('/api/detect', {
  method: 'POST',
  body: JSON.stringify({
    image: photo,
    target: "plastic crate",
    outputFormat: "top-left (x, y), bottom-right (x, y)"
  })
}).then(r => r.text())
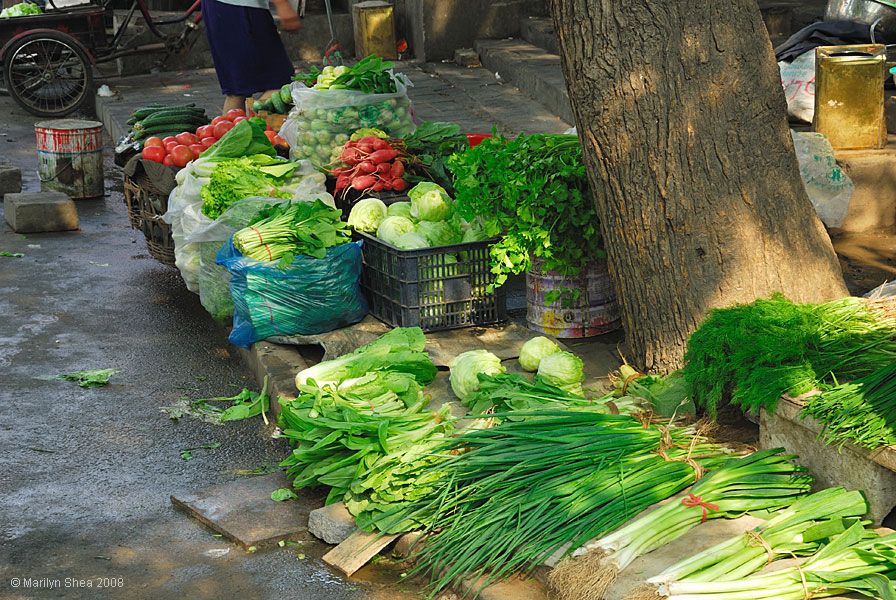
top-left (357, 232), bottom-right (507, 331)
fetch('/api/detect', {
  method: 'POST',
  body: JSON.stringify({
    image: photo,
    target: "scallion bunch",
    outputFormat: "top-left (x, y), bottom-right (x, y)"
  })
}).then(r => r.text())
top-left (550, 448), bottom-right (813, 600)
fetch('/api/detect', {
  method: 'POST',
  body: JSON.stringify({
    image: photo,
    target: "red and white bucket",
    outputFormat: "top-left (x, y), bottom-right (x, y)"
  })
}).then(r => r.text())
top-left (35, 119), bottom-right (104, 200)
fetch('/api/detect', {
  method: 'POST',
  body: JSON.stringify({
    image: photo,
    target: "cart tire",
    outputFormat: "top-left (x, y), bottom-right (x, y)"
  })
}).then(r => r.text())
top-left (4, 31), bottom-right (92, 118)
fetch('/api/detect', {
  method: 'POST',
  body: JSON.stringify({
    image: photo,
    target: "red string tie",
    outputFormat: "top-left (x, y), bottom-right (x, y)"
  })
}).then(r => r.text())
top-left (681, 493), bottom-right (719, 523)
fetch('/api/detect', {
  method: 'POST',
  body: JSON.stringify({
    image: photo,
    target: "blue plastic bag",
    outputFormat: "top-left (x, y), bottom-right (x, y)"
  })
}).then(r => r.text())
top-left (216, 239), bottom-right (368, 348)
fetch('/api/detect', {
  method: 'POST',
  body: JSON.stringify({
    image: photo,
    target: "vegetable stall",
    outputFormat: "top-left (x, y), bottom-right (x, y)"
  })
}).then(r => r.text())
top-left (112, 52), bottom-right (896, 600)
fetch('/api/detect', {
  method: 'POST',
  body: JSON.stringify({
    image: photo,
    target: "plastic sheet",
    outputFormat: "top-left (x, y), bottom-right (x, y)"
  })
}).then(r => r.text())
top-left (216, 240), bottom-right (368, 348)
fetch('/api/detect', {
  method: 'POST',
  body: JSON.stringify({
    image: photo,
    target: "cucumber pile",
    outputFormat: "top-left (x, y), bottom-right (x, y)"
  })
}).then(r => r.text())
top-left (252, 84), bottom-right (294, 115)
top-left (127, 104), bottom-right (210, 142)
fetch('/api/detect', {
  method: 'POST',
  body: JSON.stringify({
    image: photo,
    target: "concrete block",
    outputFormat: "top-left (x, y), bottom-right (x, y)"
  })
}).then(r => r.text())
top-left (392, 530), bottom-right (424, 558)
top-left (4, 191), bottom-right (79, 233)
top-left (454, 48), bottom-right (480, 68)
top-left (833, 144), bottom-right (896, 233)
top-left (760, 397), bottom-right (896, 525)
top-left (308, 501), bottom-right (358, 544)
top-left (0, 164), bottom-right (22, 196)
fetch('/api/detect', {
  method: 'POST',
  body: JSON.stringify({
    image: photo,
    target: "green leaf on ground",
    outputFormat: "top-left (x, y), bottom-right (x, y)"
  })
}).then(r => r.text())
top-left (180, 441), bottom-right (222, 461)
top-left (271, 488), bottom-right (298, 502)
top-left (161, 377), bottom-right (269, 425)
top-left (0, 251), bottom-right (24, 258)
top-left (58, 368), bottom-right (120, 388)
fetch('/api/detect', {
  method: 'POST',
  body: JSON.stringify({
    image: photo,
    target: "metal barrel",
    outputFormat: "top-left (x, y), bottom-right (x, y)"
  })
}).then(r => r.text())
top-left (526, 258), bottom-right (621, 338)
top-left (35, 119), bottom-right (104, 200)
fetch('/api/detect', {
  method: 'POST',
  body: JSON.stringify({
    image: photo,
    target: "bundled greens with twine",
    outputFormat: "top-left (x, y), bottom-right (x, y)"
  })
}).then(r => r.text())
top-left (683, 295), bottom-right (896, 417)
top-left (548, 448), bottom-right (813, 600)
top-left (376, 410), bottom-right (729, 599)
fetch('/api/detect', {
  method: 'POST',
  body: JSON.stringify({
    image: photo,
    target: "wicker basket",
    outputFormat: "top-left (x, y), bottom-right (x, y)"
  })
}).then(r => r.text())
top-left (123, 177), bottom-right (142, 229)
top-left (127, 173), bottom-right (176, 266)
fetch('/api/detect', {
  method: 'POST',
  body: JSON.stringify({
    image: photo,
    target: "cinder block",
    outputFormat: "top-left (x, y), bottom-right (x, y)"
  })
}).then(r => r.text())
top-left (454, 48), bottom-right (480, 68)
top-left (4, 191), bottom-right (79, 233)
top-left (307, 502), bottom-right (357, 544)
top-left (0, 164), bottom-right (22, 196)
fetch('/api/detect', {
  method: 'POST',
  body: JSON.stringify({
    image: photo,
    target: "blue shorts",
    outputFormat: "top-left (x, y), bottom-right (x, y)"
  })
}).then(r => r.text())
top-left (202, 0), bottom-right (295, 97)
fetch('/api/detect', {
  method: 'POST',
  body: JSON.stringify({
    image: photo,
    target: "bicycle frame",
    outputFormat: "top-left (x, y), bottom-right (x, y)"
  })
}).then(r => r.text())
top-left (94, 0), bottom-right (202, 64)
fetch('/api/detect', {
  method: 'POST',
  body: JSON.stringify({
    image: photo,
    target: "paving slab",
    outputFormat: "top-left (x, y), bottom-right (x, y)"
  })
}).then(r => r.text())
top-left (4, 191), bottom-right (79, 233)
top-left (170, 473), bottom-right (310, 549)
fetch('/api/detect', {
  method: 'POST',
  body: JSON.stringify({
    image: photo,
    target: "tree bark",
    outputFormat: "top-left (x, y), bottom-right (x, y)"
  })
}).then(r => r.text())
top-left (550, 0), bottom-right (849, 372)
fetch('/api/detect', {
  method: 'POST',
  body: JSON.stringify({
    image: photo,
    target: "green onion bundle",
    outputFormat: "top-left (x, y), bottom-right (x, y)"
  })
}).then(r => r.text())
top-left (232, 200), bottom-right (350, 264)
top-left (658, 523), bottom-right (896, 600)
top-left (802, 363), bottom-right (896, 450)
top-left (630, 487), bottom-right (869, 599)
top-left (460, 372), bottom-right (599, 418)
top-left (550, 448), bottom-right (813, 600)
top-left (683, 295), bottom-right (896, 417)
top-left (380, 411), bottom-right (729, 598)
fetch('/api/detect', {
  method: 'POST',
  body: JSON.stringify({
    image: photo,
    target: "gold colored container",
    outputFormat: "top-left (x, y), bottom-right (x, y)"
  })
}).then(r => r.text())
top-left (352, 1), bottom-right (398, 60)
top-left (814, 44), bottom-right (887, 150)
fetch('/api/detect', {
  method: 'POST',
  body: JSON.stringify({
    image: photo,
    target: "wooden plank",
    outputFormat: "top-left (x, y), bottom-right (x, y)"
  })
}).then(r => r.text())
top-left (322, 529), bottom-right (399, 576)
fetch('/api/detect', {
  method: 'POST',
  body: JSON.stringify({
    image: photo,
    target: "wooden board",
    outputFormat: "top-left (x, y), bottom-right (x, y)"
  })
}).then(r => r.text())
top-left (322, 529), bottom-right (400, 576)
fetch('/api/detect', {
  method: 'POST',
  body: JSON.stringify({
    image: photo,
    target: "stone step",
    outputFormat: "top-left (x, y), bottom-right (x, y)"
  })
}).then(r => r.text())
top-left (520, 16), bottom-right (558, 55)
top-left (474, 38), bottom-right (573, 125)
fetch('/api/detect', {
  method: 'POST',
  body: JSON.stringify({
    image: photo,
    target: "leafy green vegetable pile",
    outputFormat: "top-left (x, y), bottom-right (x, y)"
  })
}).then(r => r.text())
top-left (449, 133), bottom-right (604, 288)
top-left (279, 328), bottom-right (453, 530)
top-left (200, 118), bottom-right (275, 160)
top-left (0, 2), bottom-right (40, 17)
top-left (200, 155), bottom-right (298, 219)
top-left (402, 122), bottom-right (469, 191)
top-left (802, 363), bottom-right (896, 450)
top-left (232, 200), bottom-right (350, 266)
top-left (161, 379), bottom-right (270, 424)
top-left (295, 54), bottom-right (402, 94)
top-left (683, 295), bottom-right (896, 417)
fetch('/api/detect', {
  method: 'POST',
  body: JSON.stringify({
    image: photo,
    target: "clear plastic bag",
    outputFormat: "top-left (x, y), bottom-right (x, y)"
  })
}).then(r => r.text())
top-left (162, 158), bottom-right (332, 294)
top-left (279, 81), bottom-right (416, 167)
top-left (791, 131), bottom-right (854, 228)
top-left (216, 239), bottom-right (368, 348)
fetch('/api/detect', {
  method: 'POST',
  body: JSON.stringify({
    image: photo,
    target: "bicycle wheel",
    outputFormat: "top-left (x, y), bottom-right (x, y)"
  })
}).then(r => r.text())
top-left (4, 31), bottom-right (93, 118)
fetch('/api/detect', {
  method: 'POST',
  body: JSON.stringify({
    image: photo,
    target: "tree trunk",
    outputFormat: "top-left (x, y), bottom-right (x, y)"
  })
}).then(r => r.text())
top-left (550, 0), bottom-right (849, 372)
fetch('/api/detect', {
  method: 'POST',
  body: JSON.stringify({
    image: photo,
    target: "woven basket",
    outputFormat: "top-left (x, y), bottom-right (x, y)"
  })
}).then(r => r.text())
top-left (123, 177), bottom-right (142, 229)
top-left (130, 173), bottom-right (176, 266)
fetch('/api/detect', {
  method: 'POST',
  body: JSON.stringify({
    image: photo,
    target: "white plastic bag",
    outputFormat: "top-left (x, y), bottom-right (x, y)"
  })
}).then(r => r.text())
top-left (780, 51), bottom-right (815, 123)
top-left (279, 81), bottom-right (416, 167)
top-left (162, 158), bottom-right (331, 294)
top-left (791, 131), bottom-right (853, 228)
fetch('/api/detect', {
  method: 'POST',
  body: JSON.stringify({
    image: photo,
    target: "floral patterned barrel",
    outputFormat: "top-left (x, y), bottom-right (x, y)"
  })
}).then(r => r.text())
top-left (526, 258), bottom-right (621, 338)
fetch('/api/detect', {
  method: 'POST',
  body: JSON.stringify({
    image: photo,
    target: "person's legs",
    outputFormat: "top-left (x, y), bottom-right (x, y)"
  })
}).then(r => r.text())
top-left (223, 95), bottom-right (247, 114)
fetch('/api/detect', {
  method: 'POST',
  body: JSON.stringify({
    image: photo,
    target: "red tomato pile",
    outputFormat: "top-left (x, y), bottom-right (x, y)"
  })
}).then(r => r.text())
top-left (140, 109), bottom-right (288, 168)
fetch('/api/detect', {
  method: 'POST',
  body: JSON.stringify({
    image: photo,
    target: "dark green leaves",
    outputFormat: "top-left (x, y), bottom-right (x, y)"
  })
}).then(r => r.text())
top-left (58, 368), bottom-right (119, 388)
top-left (329, 55), bottom-right (399, 94)
top-left (448, 133), bottom-right (604, 288)
top-left (200, 119), bottom-right (275, 161)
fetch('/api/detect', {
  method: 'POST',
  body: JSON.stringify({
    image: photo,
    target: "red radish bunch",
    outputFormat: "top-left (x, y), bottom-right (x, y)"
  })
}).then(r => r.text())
top-left (141, 109), bottom-right (289, 168)
top-left (329, 136), bottom-right (408, 194)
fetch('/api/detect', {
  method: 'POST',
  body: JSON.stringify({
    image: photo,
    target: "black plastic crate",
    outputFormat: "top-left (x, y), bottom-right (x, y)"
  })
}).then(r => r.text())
top-left (356, 232), bottom-right (507, 332)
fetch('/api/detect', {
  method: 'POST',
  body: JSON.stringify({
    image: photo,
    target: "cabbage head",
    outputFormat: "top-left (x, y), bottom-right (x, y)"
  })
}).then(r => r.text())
top-left (518, 336), bottom-right (561, 372)
top-left (377, 216), bottom-right (416, 245)
top-left (416, 220), bottom-right (462, 247)
top-left (394, 232), bottom-right (430, 250)
top-left (537, 351), bottom-right (585, 395)
top-left (449, 349), bottom-right (505, 401)
top-left (347, 198), bottom-right (388, 233)
top-left (409, 182), bottom-right (452, 221)
top-left (386, 201), bottom-right (413, 219)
